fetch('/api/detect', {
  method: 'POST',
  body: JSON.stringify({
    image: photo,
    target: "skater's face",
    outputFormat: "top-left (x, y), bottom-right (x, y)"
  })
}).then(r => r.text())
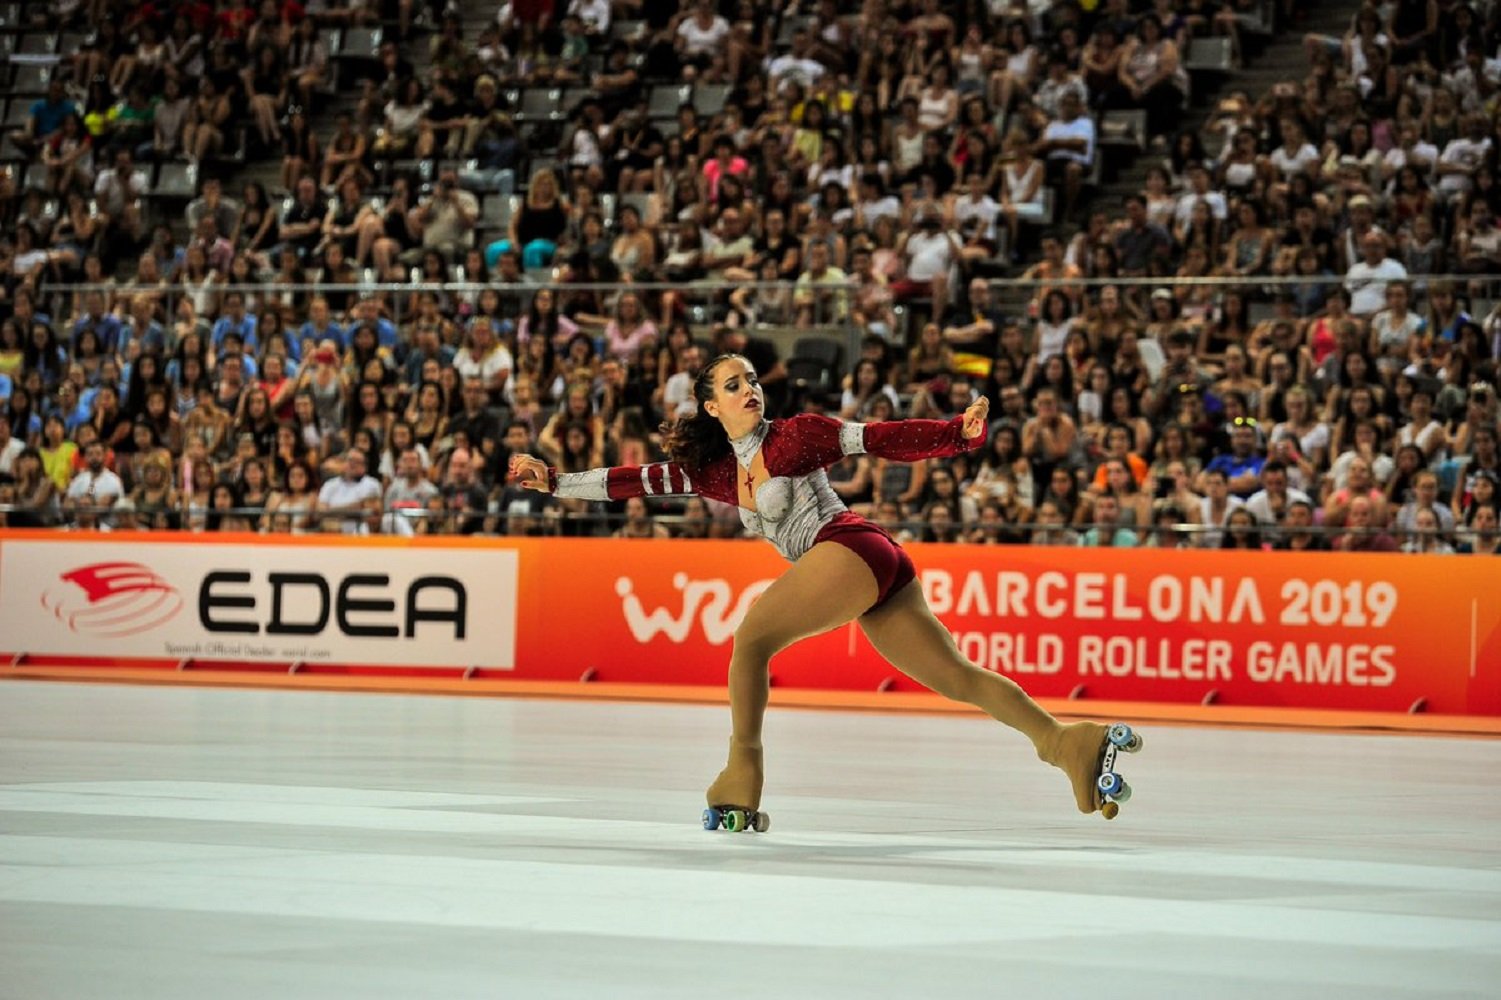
top-left (703, 357), bottom-right (764, 434)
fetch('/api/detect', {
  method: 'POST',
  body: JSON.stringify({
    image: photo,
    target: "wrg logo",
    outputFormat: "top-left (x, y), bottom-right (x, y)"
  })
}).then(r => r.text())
top-left (42, 562), bottom-right (185, 638)
top-left (615, 573), bottom-right (773, 645)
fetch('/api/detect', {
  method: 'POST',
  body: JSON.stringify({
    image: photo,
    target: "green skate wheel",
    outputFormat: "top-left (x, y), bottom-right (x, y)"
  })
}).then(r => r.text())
top-left (723, 809), bottom-right (747, 833)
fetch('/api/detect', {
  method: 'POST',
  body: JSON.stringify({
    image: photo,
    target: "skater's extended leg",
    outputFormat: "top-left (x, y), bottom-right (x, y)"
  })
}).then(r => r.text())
top-left (707, 542), bottom-right (878, 809)
top-left (858, 579), bottom-right (1103, 814)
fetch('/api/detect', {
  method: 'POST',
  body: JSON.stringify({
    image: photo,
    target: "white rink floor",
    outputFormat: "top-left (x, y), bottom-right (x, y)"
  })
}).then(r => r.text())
top-left (0, 682), bottom-right (1496, 1000)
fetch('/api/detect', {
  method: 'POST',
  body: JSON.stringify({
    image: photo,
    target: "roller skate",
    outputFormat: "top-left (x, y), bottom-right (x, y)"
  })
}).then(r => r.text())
top-left (1038, 721), bottom-right (1143, 819)
top-left (703, 741), bottom-right (770, 833)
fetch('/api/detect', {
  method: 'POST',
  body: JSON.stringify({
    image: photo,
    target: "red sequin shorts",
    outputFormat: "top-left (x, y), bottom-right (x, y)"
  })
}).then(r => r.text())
top-left (813, 512), bottom-right (916, 613)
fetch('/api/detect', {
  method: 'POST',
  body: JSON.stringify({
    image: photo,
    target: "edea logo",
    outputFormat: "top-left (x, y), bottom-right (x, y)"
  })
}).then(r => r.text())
top-left (41, 562), bottom-right (184, 638)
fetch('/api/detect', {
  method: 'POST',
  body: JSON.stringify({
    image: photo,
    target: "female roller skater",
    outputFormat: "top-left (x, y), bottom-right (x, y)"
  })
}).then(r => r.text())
top-left (509, 353), bottom-right (1138, 824)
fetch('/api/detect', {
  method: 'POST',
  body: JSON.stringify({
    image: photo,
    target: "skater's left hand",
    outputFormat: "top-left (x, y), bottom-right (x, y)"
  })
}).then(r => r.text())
top-left (508, 453), bottom-right (552, 492)
top-left (961, 396), bottom-right (989, 439)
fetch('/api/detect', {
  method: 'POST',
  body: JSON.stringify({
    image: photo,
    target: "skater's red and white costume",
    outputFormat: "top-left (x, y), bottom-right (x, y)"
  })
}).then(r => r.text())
top-left (550, 413), bottom-right (985, 610)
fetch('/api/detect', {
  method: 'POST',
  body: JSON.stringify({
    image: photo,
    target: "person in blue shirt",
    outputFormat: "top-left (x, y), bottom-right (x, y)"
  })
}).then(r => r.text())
top-left (403, 322), bottom-right (456, 388)
top-left (218, 331), bottom-right (259, 380)
top-left (211, 292), bottom-right (259, 356)
top-left (1203, 419), bottom-right (1266, 499)
top-left (11, 79), bottom-right (77, 157)
top-left (348, 296), bottom-right (399, 353)
top-left (70, 291), bottom-right (122, 355)
top-left (116, 296), bottom-right (166, 360)
top-left (297, 295), bottom-right (345, 355)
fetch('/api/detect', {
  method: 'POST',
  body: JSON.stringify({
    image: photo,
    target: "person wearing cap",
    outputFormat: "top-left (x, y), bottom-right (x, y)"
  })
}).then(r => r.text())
top-left (1456, 501), bottom-right (1500, 555)
top-left (1454, 423), bottom-right (1499, 512)
top-left (1201, 418), bottom-right (1264, 499)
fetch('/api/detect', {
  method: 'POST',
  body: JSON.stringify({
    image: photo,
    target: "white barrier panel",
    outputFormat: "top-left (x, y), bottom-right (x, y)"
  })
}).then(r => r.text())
top-left (0, 539), bottom-right (518, 669)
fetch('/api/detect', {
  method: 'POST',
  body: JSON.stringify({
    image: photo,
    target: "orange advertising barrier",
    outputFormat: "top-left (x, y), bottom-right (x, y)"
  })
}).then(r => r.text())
top-left (1, 529), bottom-right (1497, 718)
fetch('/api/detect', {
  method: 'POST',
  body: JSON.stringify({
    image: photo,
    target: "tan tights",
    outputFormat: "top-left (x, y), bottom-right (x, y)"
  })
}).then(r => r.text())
top-left (707, 543), bottom-right (1102, 814)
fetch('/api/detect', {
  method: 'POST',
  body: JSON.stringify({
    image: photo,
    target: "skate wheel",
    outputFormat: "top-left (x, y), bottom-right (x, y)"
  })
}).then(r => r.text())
top-left (1097, 771), bottom-right (1124, 796)
top-left (702, 807), bottom-right (721, 831)
top-left (1107, 723), bottom-right (1138, 750)
top-left (1113, 780), bottom-right (1132, 804)
top-left (723, 809), bottom-right (747, 833)
top-left (753, 811), bottom-right (770, 833)
top-left (1101, 800), bottom-right (1120, 820)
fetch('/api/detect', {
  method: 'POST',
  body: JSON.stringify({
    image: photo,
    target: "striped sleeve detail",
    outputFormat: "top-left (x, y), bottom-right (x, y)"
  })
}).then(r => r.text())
top-left (554, 463), bottom-right (699, 500)
top-left (641, 462), bottom-right (695, 496)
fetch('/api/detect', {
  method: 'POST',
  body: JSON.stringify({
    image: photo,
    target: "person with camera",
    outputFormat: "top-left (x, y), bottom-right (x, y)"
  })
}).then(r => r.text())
top-left (412, 169), bottom-right (479, 265)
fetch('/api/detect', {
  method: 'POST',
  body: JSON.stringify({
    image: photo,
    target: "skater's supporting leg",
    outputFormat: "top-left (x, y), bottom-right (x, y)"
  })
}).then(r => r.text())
top-left (724, 541), bottom-right (878, 748)
top-left (707, 542), bottom-right (878, 809)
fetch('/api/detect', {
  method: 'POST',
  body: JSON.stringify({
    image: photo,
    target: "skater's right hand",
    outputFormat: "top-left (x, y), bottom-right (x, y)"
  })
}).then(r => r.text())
top-left (508, 453), bottom-right (552, 493)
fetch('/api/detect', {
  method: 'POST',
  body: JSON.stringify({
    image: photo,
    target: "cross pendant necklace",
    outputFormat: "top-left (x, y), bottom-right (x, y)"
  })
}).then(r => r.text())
top-left (744, 467), bottom-right (755, 493)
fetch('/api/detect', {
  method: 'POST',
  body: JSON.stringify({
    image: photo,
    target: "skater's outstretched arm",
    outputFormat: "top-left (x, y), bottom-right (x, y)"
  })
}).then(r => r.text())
top-left (509, 453), bottom-right (700, 500)
top-left (777, 398), bottom-right (989, 475)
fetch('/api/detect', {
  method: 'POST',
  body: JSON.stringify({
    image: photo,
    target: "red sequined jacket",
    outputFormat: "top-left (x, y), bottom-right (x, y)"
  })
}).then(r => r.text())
top-left (550, 414), bottom-right (985, 560)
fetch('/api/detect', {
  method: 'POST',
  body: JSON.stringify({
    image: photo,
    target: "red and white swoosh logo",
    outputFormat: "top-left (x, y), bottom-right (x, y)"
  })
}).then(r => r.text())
top-left (41, 562), bottom-right (184, 637)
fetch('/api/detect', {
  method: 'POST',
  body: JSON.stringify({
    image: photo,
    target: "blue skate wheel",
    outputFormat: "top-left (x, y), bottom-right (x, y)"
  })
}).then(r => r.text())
top-left (1097, 771), bottom-right (1124, 796)
top-left (1107, 723), bottom-right (1134, 748)
top-left (702, 808), bottom-right (721, 831)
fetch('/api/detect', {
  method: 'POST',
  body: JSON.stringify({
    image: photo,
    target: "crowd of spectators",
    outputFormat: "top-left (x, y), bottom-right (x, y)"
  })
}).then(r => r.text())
top-left (0, 0), bottom-right (1498, 556)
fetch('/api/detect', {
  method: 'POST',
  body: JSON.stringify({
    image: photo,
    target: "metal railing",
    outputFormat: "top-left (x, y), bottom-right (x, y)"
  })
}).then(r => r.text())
top-left (0, 502), bottom-right (1483, 549)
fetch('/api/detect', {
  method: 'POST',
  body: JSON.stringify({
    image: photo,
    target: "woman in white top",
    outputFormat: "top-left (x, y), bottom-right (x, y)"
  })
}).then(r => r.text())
top-left (675, 0), bottom-right (731, 65)
top-left (989, 20), bottom-right (1040, 113)
top-left (375, 78), bottom-right (429, 158)
top-left (915, 63), bottom-right (959, 134)
top-left (1269, 385), bottom-right (1330, 489)
top-left (1395, 383), bottom-right (1448, 464)
top-left (950, 23), bottom-right (994, 96)
top-left (890, 97), bottom-right (926, 177)
top-left (1217, 129), bottom-right (1268, 196)
top-left (998, 131), bottom-right (1044, 256)
top-left (1401, 506), bottom-right (1455, 554)
top-left (1142, 165), bottom-right (1177, 229)
top-left (1113, 14), bottom-right (1186, 138)
top-left (1034, 289), bottom-right (1077, 362)
top-left (1269, 117), bottom-right (1321, 180)
top-left (1367, 281), bottom-right (1426, 376)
